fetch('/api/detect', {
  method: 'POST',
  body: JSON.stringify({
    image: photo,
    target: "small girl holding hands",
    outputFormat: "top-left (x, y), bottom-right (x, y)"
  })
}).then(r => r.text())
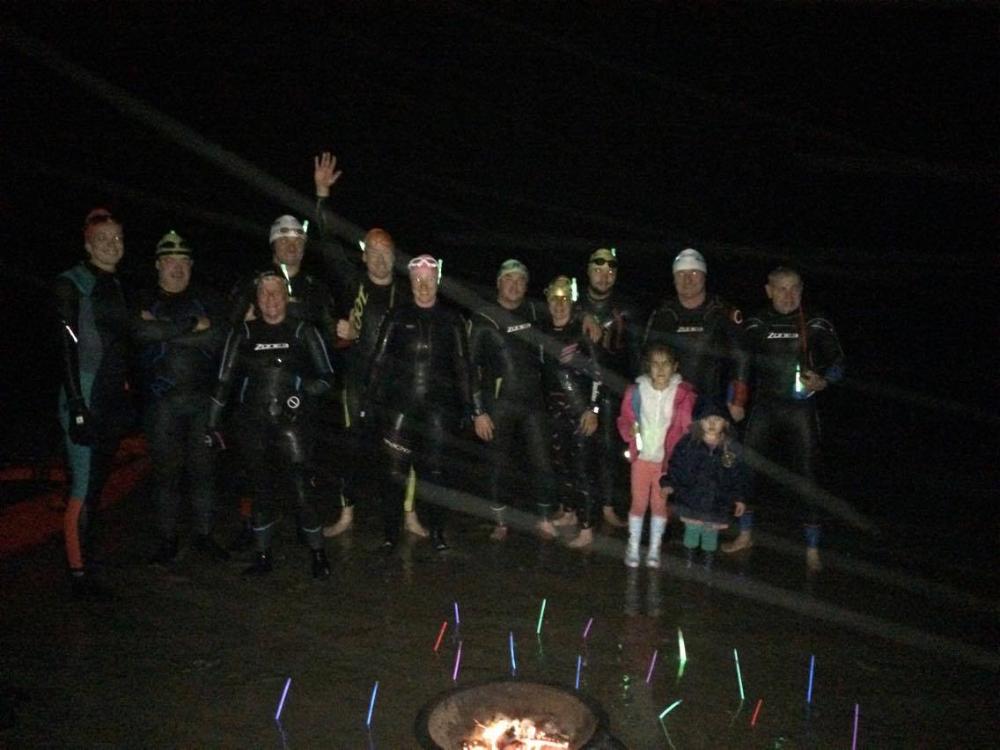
top-left (660, 396), bottom-right (749, 570)
top-left (617, 344), bottom-right (696, 568)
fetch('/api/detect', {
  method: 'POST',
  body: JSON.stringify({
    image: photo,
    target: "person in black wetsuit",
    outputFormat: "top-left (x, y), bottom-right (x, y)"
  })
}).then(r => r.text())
top-left (311, 152), bottom-right (422, 538)
top-left (226, 214), bottom-right (338, 549)
top-left (539, 276), bottom-right (602, 548)
top-left (576, 247), bottom-right (644, 529)
top-left (364, 255), bottom-right (474, 552)
top-left (737, 266), bottom-right (845, 572)
top-left (208, 272), bottom-right (334, 578)
top-left (642, 248), bottom-right (749, 420)
top-left (135, 231), bottom-right (229, 564)
top-left (470, 259), bottom-right (558, 541)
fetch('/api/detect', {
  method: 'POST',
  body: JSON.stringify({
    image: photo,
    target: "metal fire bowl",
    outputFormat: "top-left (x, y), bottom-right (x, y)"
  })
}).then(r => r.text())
top-left (414, 679), bottom-right (619, 750)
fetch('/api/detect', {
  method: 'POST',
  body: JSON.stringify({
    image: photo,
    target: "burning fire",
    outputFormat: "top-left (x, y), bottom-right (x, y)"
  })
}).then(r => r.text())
top-left (462, 716), bottom-right (570, 749)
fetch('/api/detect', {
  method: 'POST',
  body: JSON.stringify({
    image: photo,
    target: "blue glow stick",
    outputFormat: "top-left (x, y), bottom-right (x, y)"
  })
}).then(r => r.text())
top-left (365, 681), bottom-right (379, 728)
top-left (453, 601), bottom-right (460, 627)
top-left (806, 654), bottom-right (815, 704)
top-left (274, 677), bottom-right (291, 722)
top-left (734, 648), bottom-right (745, 701)
top-left (575, 655), bottom-right (582, 690)
top-left (509, 631), bottom-right (517, 675)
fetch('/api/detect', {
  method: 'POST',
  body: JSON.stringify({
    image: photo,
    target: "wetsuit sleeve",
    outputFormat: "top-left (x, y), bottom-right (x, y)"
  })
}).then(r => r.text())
top-left (53, 277), bottom-right (84, 402)
top-left (208, 325), bottom-right (245, 429)
top-left (314, 195), bottom-right (360, 305)
top-left (725, 305), bottom-right (750, 407)
top-left (468, 313), bottom-right (498, 416)
top-left (450, 313), bottom-right (476, 418)
top-left (624, 302), bottom-right (645, 379)
top-left (581, 333), bottom-right (604, 410)
top-left (807, 316), bottom-right (845, 383)
top-left (301, 323), bottom-right (334, 396)
top-left (226, 278), bottom-right (256, 327)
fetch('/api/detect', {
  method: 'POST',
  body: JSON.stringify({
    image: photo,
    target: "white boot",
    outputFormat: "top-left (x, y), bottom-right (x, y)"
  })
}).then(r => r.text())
top-left (646, 515), bottom-right (667, 568)
top-left (625, 515), bottom-right (643, 568)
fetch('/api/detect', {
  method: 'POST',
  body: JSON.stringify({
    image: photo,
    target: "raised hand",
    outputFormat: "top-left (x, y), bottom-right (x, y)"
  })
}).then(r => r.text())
top-left (313, 151), bottom-right (343, 197)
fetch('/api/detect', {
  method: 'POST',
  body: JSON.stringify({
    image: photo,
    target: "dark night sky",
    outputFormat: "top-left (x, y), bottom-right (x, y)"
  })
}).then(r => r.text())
top-left (2, 2), bottom-right (997, 489)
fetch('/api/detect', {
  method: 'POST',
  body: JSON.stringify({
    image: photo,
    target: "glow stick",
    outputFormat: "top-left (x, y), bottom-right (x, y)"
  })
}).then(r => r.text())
top-left (274, 677), bottom-right (291, 722)
top-left (365, 681), bottom-right (379, 728)
top-left (852, 703), bottom-right (860, 750)
top-left (575, 655), bottom-right (582, 690)
top-left (582, 617), bottom-right (594, 640)
top-left (677, 628), bottom-right (687, 663)
top-left (453, 601), bottom-right (460, 627)
top-left (509, 631), bottom-right (517, 675)
top-left (734, 648), bottom-right (745, 701)
top-left (433, 620), bottom-right (448, 653)
top-left (645, 649), bottom-right (658, 684)
top-left (658, 699), bottom-right (683, 720)
top-left (806, 654), bottom-right (815, 704)
top-left (279, 263), bottom-right (292, 295)
top-left (452, 640), bottom-right (463, 681)
top-left (536, 598), bottom-right (547, 635)
top-left (751, 698), bottom-right (763, 727)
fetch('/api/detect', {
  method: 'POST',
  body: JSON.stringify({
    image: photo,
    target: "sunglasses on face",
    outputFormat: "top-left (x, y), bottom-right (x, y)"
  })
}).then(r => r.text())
top-left (590, 258), bottom-right (618, 269)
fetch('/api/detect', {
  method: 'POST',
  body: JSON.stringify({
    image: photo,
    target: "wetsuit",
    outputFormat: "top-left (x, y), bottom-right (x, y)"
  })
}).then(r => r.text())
top-left (54, 261), bottom-right (134, 575)
top-left (365, 302), bottom-right (474, 545)
top-left (575, 289), bottom-right (643, 513)
top-left (314, 197), bottom-right (412, 507)
top-left (539, 316), bottom-right (602, 528)
top-left (741, 306), bottom-right (844, 540)
top-left (643, 294), bottom-right (749, 407)
top-left (469, 301), bottom-right (556, 521)
top-left (135, 283), bottom-right (227, 544)
top-left (208, 317), bottom-right (334, 553)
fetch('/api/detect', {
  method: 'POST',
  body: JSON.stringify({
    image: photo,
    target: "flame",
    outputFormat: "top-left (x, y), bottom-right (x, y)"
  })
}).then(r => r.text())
top-left (463, 716), bottom-right (570, 749)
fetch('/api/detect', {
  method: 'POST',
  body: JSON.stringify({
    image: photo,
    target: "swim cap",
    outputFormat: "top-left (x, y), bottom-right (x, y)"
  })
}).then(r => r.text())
top-left (155, 230), bottom-right (192, 257)
top-left (269, 215), bottom-right (306, 243)
top-left (672, 248), bottom-right (707, 274)
top-left (497, 259), bottom-right (528, 280)
top-left (544, 275), bottom-right (577, 301)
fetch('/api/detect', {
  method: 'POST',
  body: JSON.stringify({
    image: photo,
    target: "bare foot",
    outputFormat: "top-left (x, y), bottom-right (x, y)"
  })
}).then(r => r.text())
top-left (536, 519), bottom-right (558, 540)
top-left (552, 511), bottom-right (577, 527)
top-left (490, 524), bottom-right (509, 542)
top-left (404, 511), bottom-right (429, 538)
top-left (602, 506), bottom-right (626, 528)
top-left (721, 531), bottom-right (753, 553)
top-left (566, 527), bottom-right (594, 548)
top-left (322, 507), bottom-right (354, 538)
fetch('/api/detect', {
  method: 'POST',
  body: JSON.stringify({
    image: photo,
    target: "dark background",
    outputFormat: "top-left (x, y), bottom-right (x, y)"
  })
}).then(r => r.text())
top-left (2, 2), bottom-right (997, 567)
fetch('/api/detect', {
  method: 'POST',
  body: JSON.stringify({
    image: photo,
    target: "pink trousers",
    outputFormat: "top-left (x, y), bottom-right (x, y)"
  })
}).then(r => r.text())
top-left (630, 459), bottom-right (668, 518)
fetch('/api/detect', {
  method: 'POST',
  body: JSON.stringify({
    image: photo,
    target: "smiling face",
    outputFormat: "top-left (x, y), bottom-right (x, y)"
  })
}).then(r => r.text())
top-left (496, 271), bottom-right (527, 310)
top-left (410, 267), bottom-right (438, 308)
top-left (156, 254), bottom-right (192, 293)
top-left (256, 276), bottom-right (289, 324)
top-left (84, 222), bottom-right (124, 272)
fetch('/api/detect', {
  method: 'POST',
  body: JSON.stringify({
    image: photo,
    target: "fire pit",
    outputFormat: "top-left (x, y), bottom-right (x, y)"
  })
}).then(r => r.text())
top-left (415, 679), bottom-right (623, 750)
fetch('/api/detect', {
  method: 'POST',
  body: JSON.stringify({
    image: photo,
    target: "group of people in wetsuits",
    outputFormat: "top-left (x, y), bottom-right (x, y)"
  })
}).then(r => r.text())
top-left (55, 152), bottom-right (844, 596)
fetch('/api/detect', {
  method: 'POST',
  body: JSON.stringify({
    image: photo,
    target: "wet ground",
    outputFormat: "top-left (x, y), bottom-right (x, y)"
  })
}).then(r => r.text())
top-left (1, 456), bottom-right (996, 750)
